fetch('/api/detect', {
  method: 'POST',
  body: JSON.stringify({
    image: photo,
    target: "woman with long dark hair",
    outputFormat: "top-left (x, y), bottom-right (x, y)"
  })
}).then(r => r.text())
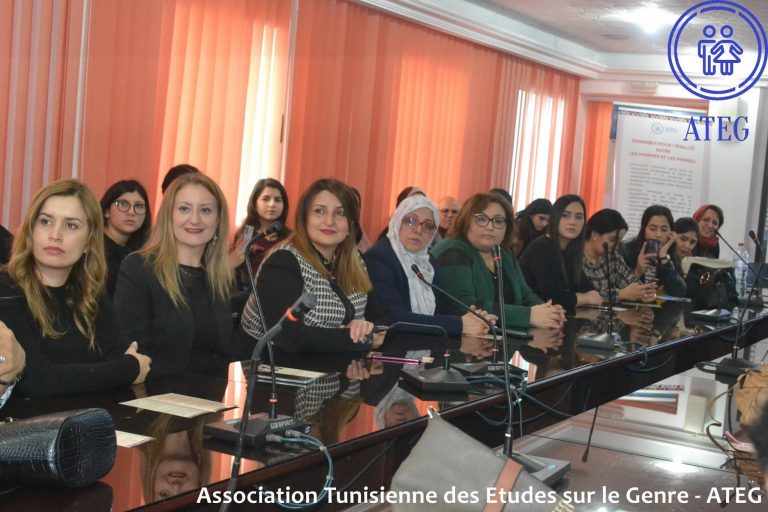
top-left (240, 178), bottom-right (385, 352)
top-left (511, 198), bottom-right (551, 257)
top-left (619, 205), bottom-right (686, 297)
top-left (582, 209), bottom-right (656, 303)
top-left (519, 194), bottom-right (602, 312)
top-left (232, 178), bottom-right (291, 294)
top-left (100, 180), bottom-right (152, 296)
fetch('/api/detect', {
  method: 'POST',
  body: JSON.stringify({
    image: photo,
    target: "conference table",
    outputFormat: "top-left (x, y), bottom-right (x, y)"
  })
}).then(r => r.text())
top-left (1, 300), bottom-right (766, 511)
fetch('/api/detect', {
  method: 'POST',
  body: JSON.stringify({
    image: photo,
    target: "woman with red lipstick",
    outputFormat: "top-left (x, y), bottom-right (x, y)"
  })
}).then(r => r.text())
top-left (100, 180), bottom-right (152, 297)
top-left (364, 195), bottom-right (493, 337)
top-left (519, 194), bottom-right (602, 313)
top-left (232, 178), bottom-right (291, 295)
top-left (240, 178), bottom-right (385, 352)
top-left (0, 179), bottom-right (151, 397)
top-left (692, 204), bottom-right (723, 258)
top-left (432, 192), bottom-right (565, 329)
top-left (115, 173), bottom-right (243, 377)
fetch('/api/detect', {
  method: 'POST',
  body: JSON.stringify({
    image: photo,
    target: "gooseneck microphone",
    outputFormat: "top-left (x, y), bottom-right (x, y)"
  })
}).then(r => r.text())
top-left (490, 245), bottom-right (516, 458)
top-left (749, 230), bottom-right (763, 267)
top-left (218, 293), bottom-right (316, 512)
top-left (411, 264), bottom-right (531, 339)
top-left (715, 229), bottom-right (756, 278)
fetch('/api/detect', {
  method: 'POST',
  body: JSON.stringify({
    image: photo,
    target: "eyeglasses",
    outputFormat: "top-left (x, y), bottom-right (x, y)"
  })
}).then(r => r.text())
top-left (114, 199), bottom-right (147, 215)
top-left (473, 213), bottom-right (506, 229)
top-left (401, 214), bottom-right (437, 233)
top-left (440, 208), bottom-right (459, 215)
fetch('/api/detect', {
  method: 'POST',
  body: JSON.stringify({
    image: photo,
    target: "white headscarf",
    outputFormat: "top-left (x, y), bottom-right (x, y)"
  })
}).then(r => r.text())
top-left (386, 195), bottom-right (440, 315)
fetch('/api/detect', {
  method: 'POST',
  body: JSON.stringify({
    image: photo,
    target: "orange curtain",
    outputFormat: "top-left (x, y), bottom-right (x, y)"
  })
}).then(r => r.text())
top-left (0, 0), bottom-right (290, 234)
top-left (82, 0), bottom-right (290, 230)
top-left (579, 101), bottom-right (613, 216)
top-left (0, 0), bottom-right (87, 229)
top-left (285, 0), bottom-right (580, 235)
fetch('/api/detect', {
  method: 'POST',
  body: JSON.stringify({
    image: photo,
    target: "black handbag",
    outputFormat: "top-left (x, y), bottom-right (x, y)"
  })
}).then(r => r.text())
top-left (684, 258), bottom-right (738, 310)
top-left (0, 408), bottom-right (116, 487)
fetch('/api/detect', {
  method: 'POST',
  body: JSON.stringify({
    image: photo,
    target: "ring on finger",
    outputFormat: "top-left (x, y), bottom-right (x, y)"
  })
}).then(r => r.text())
top-left (0, 354), bottom-right (5, 364)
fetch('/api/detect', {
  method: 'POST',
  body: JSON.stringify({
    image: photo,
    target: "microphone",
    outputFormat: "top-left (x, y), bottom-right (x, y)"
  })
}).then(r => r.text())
top-left (214, 293), bottom-right (316, 511)
top-left (715, 229), bottom-right (756, 278)
top-left (489, 245), bottom-right (516, 458)
top-left (749, 230), bottom-right (763, 268)
top-left (249, 221), bottom-right (283, 243)
top-left (410, 264), bottom-right (530, 339)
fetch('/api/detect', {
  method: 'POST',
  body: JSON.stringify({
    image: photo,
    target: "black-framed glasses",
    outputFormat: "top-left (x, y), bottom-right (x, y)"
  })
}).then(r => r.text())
top-left (401, 214), bottom-right (437, 233)
top-left (114, 199), bottom-right (147, 215)
top-left (473, 213), bottom-right (506, 229)
top-left (440, 208), bottom-right (459, 215)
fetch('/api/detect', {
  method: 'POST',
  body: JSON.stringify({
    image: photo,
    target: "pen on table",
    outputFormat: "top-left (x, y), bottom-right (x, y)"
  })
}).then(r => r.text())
top-left (368, 354), bottom-right (432, 365)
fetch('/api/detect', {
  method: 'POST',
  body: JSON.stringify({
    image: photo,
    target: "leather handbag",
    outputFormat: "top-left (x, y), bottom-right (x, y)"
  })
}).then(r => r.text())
top-left (682, 257), bottom-right (738, 310)
top-left (390, 408), bottom-right (577, 511)
top-left (733, 364), bottom-right (768, 428)
top-left (0, 408), bottom-right (116, 487)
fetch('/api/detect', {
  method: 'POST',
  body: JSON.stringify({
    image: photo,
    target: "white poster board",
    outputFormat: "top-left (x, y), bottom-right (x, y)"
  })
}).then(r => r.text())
top-left (612, 106), bottom-right (708, 235)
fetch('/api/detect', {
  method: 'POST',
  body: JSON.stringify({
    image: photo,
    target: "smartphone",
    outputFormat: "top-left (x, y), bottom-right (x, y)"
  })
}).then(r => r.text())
top-left (644, 239), bottom-right (660, 254)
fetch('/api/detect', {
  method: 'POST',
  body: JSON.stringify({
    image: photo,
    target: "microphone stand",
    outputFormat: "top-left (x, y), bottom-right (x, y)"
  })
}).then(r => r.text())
top-left (410, 264), bottom-right (528, 377)
top-left (716, 230), bottom-right (757, 279)
top-left (217, 294), bottom-right (315, 512)
top-left (396, 323), bottom-right (470, 394)
top-left (490, 245), bottom-right (566, 481)
top-left (716, 236), bottom-right (766, 377)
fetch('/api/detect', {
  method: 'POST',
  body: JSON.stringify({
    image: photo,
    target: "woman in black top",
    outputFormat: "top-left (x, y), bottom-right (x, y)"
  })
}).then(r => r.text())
top-left (519, 194), bottom-right (602, 312)
top-left (115, 173), bottom-right (245, 377)
top-left (0, 179), bottom-right (150, 397)
top-left (619, 205), bottom-right (686, 297)
top-left (511, 198), bottom-right (551, 257)
top-left (100, 180), bottom-right (151, 296)
top-left (231, 178), bottom-right (291, 295)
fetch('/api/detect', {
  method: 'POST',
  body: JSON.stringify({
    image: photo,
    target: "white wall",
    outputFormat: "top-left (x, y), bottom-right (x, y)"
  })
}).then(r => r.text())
top-left (576, 79), bottom-right (766, 257)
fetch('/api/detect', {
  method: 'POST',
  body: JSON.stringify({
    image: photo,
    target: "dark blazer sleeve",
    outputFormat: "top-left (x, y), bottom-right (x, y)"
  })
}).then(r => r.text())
top-left (363, 241), bottom-right (462, 336)
top-left (519, 238), bottom-right (578, 312)
top-left (12, 295), bottom-right (139, 398)
top-left (243, 250), bottom-right (370, 352)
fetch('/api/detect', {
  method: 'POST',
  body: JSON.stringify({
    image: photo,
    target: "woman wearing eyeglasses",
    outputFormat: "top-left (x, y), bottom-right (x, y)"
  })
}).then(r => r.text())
top-left (519, 194), bottom-right (602, 312)
top-left (364, 195), bottom-right (493, 337)
top-left (240, 178), bottom-right (385, 352)
top-left (100, 180), bottom-right (151, 296)
top-left (432, 193), bottom-right (565, 329)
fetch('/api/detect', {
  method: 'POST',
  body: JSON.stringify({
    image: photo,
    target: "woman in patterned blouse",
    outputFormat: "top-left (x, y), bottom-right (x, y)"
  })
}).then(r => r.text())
top-left (240, 178), bottom-right (385, 352)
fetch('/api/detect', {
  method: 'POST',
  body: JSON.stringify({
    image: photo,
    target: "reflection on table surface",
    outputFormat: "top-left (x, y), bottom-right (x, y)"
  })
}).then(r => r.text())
top-left (1, 300), bottom-right (764, 511)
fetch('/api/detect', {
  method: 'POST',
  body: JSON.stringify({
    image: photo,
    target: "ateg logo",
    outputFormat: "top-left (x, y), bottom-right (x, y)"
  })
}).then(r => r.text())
top-left (668, 1), bottom-right (767, 141)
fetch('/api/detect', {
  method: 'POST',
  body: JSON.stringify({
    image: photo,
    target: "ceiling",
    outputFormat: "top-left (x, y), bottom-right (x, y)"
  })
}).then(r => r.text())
top-left (478, 0), bottom-right (768, 55)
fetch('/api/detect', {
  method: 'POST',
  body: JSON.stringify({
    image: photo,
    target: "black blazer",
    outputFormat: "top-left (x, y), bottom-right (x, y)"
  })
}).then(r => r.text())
top-left (114, 253), bottom-right (244, 378)
top-left (363, 238), bottom-right (462, 336)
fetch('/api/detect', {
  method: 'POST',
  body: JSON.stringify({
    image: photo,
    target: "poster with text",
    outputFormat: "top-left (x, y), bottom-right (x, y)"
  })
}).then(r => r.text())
top-left (612, 107), bottom-right (708, 236)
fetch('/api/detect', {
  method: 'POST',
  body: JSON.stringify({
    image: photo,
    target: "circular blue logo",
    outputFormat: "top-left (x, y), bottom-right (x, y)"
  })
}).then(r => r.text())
top-left (668, 0), bottom-right (767, 100)
top-left (651, 122), bottom-right (664, 134)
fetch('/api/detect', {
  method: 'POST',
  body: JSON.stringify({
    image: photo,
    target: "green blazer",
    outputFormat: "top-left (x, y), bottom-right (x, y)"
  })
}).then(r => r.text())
top-left (431, 238), bottom-right (543, 328)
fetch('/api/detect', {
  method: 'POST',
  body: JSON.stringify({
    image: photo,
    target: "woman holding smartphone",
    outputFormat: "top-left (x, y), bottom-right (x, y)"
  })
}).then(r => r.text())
top-left (619, 205), bottom-right (686, 297)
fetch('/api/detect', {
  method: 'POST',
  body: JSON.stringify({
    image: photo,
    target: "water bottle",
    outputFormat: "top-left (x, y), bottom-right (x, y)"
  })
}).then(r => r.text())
top-left (733, 242), bottom-right (750, 298)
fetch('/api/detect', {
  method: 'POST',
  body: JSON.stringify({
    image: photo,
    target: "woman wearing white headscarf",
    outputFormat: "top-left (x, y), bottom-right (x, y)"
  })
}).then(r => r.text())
top-left (363, 195), bottom-right (491, 337)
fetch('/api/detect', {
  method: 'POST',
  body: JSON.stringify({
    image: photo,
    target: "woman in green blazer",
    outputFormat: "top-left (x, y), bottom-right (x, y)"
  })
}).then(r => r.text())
top-left (431, 192), bottom-right (565, 329)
